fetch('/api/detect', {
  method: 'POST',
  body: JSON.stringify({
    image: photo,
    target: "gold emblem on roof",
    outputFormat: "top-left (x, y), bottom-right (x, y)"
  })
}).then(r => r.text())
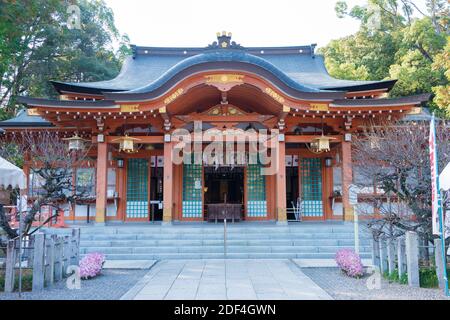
top-left (407, 107), bottom-right (422, 115)
top-left (164, 88), bottom-right (184, 105)
top-left (205, 74), bottom-right (244, 84)
top-left (27, 108), bottom-right (40, 116)
top-left (120, 104), bottom-right (140, 113)
top-left (264, 88), bottom-right (285, 104)
top-left (310, 103), bottom-right (329, 111)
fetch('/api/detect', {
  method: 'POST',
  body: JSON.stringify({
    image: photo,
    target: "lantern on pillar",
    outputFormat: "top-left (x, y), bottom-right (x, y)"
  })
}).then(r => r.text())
top-left (63, 133), bottom-right (89, 151)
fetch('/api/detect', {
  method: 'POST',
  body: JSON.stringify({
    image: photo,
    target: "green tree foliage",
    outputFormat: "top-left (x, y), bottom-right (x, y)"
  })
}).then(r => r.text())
top-left (432, 37), bottom-right (450, 117)
top-left (322, 0), bottom-right (449, 117)
top-left (0, 0), bottom-right (130, 117)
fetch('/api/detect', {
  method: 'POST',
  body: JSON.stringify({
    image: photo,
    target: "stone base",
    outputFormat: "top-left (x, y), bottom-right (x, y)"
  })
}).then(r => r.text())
top-left (276, 221), bottom-right (288, 226)
top-left (161, 221), bottom-right (172, 226)
top-left (94, 222), bottom-right (106, 226)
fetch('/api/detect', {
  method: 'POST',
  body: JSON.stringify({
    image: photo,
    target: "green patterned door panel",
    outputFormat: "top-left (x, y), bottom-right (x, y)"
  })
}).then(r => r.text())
top-left (126, 159), bottom-right (149, 219)
top-left (300, 158), bottom-right (323, 217)
top-left (246, 163), bottom-right (267, 217)
top-left (182, 163), bottom-right (203, 218)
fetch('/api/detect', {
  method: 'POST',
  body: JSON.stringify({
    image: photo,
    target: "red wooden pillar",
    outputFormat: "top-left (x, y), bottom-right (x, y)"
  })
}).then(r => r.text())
top-left (95, 140), bottom-right (108, 224)
top-left (163, 139), bottom-right (173, 225)
top-left (276, 140), bottom-right (287, 224)
top-left (341, 138), bottom-right (354, 221)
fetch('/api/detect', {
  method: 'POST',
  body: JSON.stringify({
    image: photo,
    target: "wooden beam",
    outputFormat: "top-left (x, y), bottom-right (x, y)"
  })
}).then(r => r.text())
top-left (95, 141), bottom-right (108, 224)
top-left (285, 135), bottom-right (343, 143)
top-left (174, 114), bottom-right (275, 123)
top-left (276, 141), bottom-right (287, 224)
top-left (342, 139), bottom-right (353, 221)
top-left (163, 142), bottom-right (174, 224)
top-left (92, 136), bottom-right (165, 144)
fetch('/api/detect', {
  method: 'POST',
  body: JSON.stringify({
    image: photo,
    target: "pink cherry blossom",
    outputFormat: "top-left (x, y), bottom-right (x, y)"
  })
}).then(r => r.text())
top-left (79, 252), bottom-right (105, 279)
top-left (335, 249), bottom-right (364, 278)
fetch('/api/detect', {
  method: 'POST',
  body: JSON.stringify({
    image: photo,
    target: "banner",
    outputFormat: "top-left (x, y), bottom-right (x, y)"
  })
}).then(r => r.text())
top-left (429, 114), bottom-right (440, 235)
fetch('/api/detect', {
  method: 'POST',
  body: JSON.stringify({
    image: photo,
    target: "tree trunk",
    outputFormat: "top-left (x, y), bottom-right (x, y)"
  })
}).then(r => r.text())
top-left (0, 204), bottom-right (18, 239)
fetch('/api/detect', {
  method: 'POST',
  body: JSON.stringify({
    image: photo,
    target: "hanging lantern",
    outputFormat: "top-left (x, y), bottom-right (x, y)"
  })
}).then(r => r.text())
top-left (113, 135), bottom-right (141, 153)
top-left (308, 135), bottom-right (336, 153)
top-left (63, 134), bottom-right (89, 151)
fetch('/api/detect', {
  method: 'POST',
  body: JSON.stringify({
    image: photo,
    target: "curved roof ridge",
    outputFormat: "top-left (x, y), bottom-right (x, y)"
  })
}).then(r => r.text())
top-left (118, 49), bottom-right (322, 95)
top-left (50, 42), bottom-right (397, 95)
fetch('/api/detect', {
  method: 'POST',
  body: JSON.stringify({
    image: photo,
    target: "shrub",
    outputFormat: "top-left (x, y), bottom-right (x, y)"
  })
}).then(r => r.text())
top-left (419, 267), bottom-right (439, 288)
top-left (0, 269), bottom-right (33, 291)
top-left (335, 249), bottom-right (364, 278)
top-left (79, 252), bottom-right (105, 280)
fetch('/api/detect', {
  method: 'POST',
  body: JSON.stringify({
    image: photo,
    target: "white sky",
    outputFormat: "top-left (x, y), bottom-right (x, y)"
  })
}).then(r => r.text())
top-left (105, 0), bottom-right (429, 49)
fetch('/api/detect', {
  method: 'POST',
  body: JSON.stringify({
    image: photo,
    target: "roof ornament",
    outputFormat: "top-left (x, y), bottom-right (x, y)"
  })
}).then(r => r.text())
top-left (310, 43), bottom-right (317, 58)
top-left (207, 31), bottom-right (244, 50)
top-left (130, 44), bottom-right (137, 59)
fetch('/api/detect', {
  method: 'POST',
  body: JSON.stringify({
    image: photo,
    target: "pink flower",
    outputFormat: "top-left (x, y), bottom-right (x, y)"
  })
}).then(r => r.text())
top-left (79, 252), bottom-right (105, 279)
top-left (335, 249), bottom-right (364, 278)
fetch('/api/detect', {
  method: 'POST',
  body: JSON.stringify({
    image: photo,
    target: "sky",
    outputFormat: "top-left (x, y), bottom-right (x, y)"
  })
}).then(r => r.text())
top-left (105, 0), bottom-right (429, 49)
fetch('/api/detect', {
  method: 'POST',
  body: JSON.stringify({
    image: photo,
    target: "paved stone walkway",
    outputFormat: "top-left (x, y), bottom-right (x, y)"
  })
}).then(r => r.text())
top-left (121, 259), bottom-right (332, 300)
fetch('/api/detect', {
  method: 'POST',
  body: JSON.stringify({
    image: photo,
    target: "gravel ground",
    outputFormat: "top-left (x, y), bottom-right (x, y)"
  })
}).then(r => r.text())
top-left (302, 267), bottom-right (450, 300)
top-left (0, 269), bottom-right (148, 300)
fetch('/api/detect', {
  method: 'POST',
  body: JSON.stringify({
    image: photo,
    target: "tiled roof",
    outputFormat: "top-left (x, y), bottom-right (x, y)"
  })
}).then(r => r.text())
top-left (0, 110), bottom-right (53, 128)
top-left (51, 43), bottom-right (396, 95)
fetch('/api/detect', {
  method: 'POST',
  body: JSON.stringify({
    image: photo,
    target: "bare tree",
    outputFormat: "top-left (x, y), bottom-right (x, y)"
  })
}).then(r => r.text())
top-left (353, 120), bottom-right (450, 247)
top-left (0, 130), bottom-right (90, 244)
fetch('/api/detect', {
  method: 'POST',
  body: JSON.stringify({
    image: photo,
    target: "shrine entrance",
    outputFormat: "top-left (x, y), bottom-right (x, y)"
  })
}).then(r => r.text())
top-left (204, 166), bottom-right (244, 222)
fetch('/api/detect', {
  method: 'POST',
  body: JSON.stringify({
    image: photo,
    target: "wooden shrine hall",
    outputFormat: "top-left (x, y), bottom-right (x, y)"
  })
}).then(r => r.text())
top-left (0, 32), bottom-right (430, 225)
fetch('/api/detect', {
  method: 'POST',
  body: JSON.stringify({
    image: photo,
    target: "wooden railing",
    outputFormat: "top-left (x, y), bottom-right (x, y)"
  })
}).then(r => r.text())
top-left (3, 229), bottom-right (80, 292)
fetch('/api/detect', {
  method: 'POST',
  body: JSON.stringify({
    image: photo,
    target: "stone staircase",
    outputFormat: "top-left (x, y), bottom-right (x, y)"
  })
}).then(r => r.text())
top-left (46, 222), bottom-right (371, 260)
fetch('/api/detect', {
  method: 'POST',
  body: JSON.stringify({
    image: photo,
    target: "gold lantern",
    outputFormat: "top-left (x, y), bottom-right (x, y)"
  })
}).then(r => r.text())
top-left (308, 135), bottom-right (336, 154)
top-left (113, 135), bottom-right (141, 153)
top-left (63, 133), bottom-right (89, 151)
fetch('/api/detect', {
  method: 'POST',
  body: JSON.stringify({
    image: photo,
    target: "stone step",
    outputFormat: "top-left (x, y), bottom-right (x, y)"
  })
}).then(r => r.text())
top-left (68, 226), bottom-right (365, 235)
top-left (84, 252), bottom-right (372, 260)
top-left (80, 232), bottom-right (364, 241)
top-left (80, 238), bottom-right (371, 247)
top-left (82, 245), bottom-right (371, 255)
top-left (51, 223), bottom-right (372, 260)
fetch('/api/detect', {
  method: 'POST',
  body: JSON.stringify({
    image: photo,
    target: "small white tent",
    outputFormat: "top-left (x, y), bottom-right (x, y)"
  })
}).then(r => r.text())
top-left (0, 156), bottom-right (26, 189)
top-left (440, 162), bottom-right (450, 191)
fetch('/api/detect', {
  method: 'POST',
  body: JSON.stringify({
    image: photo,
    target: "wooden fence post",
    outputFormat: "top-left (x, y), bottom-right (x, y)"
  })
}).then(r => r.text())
top-left (26, 236), bottom-right (34, 267)
top-left (63, 235), bottom-right (71, 277)
top-left (371, 236), bottom-right (380, 267)
top-left (379, 239), bottom-right (388, 274)
top-left (4, 239), bottom-right (16, 293)
top-left (405, 231), bottom-right (420, 287)
top-left (45, 236), bottom-right (55, 287)
top-left (434, 238), bottom-right (446, 289)
top-left (32, 233), bottom-right (45, 291)
top-left (71, 228), bottom-right (80, 265)
top-left (54, 235), bottom-right (63, 281)
top-left (387, 238), bottom-right (396, 275)
top-left (397, 237), bottom-right (406, 279)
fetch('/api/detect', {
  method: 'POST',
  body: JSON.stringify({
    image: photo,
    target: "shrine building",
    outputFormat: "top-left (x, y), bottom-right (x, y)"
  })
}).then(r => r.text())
top-left (0, 32), bottom-right (430, 225)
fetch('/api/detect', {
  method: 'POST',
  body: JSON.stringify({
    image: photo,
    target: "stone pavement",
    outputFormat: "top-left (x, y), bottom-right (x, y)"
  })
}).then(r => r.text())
top-left (121, 259), bottom-right (332, 300)
top-left (103, 260), bottom-right (157, 269)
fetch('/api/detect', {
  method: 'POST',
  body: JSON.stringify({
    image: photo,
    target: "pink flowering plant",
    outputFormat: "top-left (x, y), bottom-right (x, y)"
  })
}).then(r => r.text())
top-left (79, 252), bottom-right (106, 279)
top-left (335, 249), bottom-right (364, 278)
